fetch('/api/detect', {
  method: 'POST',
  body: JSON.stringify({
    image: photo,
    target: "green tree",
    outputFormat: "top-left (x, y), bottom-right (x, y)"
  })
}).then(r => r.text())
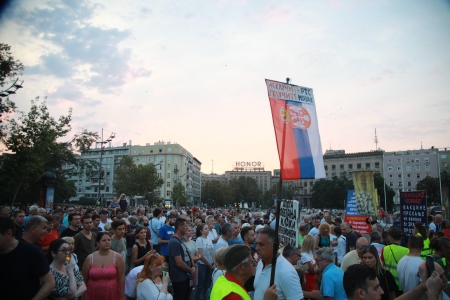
top-left (201, 180), bottom-right (232, 207)
top-left (113, 156), bottom-right (164, 205)
top-left (416, 176), bottom-right (441, 206)
top-left (262, 184), bottom-right (293, 208)
top-left (0, 43), bottom-right (24, 86)
top-left (172, 182), bottom-right (187, 207)
top-left (311, 174), bottom-right (353, 209)
top-left (373, 173), bottom-right (395, 212)
top-left (0, 97), bottom-right (99, 206)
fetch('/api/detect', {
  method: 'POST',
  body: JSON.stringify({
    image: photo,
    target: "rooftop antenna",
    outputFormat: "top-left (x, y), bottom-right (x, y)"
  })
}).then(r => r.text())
top-left (374, 128), bottom-right (378, 151)
top-left (421, 141), bottom-right (423, 150)
top-left (212, 159), bottom-right (214, 174)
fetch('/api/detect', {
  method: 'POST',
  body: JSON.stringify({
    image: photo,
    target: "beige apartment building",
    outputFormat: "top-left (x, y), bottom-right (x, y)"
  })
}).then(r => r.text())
top-left (129, 141), bottom-right (202, 206)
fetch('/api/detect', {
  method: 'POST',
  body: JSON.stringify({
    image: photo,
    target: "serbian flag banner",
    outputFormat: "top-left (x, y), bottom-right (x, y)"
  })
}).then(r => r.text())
top-left (266, 79), bottom-right (325, 180)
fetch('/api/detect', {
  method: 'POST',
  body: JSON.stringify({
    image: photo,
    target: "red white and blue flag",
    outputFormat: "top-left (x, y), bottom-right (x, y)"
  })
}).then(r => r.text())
top-left (266, 79), bottom-right (325, 180)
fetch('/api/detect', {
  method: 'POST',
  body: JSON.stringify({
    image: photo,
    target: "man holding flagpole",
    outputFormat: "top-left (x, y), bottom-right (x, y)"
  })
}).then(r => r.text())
top-left (254, 227), bottom-right (304, 300)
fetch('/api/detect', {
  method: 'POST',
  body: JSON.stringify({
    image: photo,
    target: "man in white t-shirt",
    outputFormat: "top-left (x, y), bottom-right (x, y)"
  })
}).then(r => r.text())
top-left (125, 265), bottom-right (144, 298)
top-left (398, 235), bottom-right (424, 292)
top-left (254, 227), bottom-right (304, 300)
top-left (308, 218), bottom-right (320, 237)
top-left (98, 210), bottom-right (111, 231)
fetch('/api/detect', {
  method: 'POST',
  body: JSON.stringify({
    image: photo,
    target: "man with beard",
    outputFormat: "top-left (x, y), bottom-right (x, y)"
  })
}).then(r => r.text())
top-left (158, 214), bottom-right (176, 265)
top-left (74, 215), bottom-right (96, 270)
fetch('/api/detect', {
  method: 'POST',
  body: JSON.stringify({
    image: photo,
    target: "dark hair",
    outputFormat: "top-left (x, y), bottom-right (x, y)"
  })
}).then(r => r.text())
top-left (334, 217), bottom-right (342, 223)
top-left (81, 215), bottom-right (92, 224)
top-left (282, 244), bottom-right (296, 258)
top-left (115, 208), bottom-right (122, 214)
top-left (111, 220), bottom-right (125, 230)
top-left (134, 226), bottom-right (146, 237)
top-left (414, 222), bottom-right (427, 238)
top-left (430, 237), bottom-right (450, 252)
top-left (258, 227), bottom-right (276, 245)
top-left (382, 231), bottom-right (389, 243)
top-left (91, 214), bottom-right (100, 221)
top-left (408, 235), bottom-right (424, 250)
top-left (12, 210), bottom-right (25, 218)
top-left (168, 214), bottom-right (177, 220)
top-left (240, 226), bottom-right (253, 241)
top-left (0, 216), bottom-right (15, 235)
top-left (333, 226), bottom-right (342, 236)
top-left (388, 226), bottom-right (402, 241)
top-left (153, 208), bottom-right (162, 217)
top-left (174, 218), bottom-right (186, 232)
top-left (222, 223), bottom-right (232, 235)
top-left (68, 213), bottom-right (80, 222)
top-left (84, 208), bottom-right (94, 215)
top-left (344, 265), bottom-right (378, 298)
top-left (299, 223), bottom-right (309, 232)
top-left (434, 232), bottom-right (445, 238)
top-left (46, 239), bottom-right (69, 264)
top-left (96, 232), bottom-right (109, 244)
top-left (196, 223), bottom-right (207, 237)
top-left (54, 208), bottom-right (64, 214)
top-left (44, 215), bottom-right (54, 223)
top-left (369, 231), bottom-right (381, 243)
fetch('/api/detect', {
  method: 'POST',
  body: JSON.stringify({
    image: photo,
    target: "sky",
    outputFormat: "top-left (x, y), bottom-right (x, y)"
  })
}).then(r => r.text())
top-left (0, 0), bottom-right (449, 175)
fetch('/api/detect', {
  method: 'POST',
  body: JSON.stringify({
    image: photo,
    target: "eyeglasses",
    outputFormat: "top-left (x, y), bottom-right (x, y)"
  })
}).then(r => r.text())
top-left (58, 248), bottom-right (71, 253)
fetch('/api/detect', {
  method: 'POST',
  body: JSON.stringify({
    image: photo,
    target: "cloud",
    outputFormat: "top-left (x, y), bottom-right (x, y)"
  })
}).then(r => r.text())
top-left (47, 82), bottom-right (102, 106)
top-left (12, 0), bottom-right (151, 94)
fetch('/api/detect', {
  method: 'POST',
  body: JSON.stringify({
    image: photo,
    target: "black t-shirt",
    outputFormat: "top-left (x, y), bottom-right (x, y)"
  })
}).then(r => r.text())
top-left (244, 247), bottom-right (257, 292)
top-left (0, 240), bottom-right (50, 299)
top-left (60, 227), bottom-right (82, 238)
top-left (168, 236), bottom-right (192, 283)
top-left (378, 269), bottom-right (398, 300)
top-left (346, 231), bottom-right (358, 253)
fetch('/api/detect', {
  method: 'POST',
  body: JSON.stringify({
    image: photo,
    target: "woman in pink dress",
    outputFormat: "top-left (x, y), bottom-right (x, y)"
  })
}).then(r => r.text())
top-left (82, 232), bottom-right (125, 300)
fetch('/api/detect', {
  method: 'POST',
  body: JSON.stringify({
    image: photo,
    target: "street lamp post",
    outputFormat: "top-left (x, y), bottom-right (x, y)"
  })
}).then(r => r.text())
top-left (96, 128), bottom-right (115, 205)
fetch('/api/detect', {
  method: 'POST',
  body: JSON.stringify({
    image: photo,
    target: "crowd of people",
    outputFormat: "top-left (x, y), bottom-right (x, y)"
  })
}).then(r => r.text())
top-left (0, 200), bottom-right (448, 300)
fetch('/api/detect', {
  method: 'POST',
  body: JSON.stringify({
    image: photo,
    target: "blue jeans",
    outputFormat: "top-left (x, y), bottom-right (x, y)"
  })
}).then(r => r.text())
top-left (195, 263), bottom-right (212, 300)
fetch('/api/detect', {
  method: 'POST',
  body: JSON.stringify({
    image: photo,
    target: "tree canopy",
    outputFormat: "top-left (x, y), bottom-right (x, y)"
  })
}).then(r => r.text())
top-left (0, 97), bottom-right (99, 205)
top-left (172, 182), bottom-right (187, 207)
top-left (113, 155), bottom-right (164, 205)
top-left (416, 175), bottom-right (441, 206)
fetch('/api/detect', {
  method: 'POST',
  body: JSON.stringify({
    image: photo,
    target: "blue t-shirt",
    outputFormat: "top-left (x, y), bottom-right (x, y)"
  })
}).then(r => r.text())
top-left (150, 218), bottom-right (161, 245)
top-left (158, 224), bottom-right (174, 256)
top-left (321, 263), bottom-right (346, 300)
top-left (228, 236), bottom-right (244, 246)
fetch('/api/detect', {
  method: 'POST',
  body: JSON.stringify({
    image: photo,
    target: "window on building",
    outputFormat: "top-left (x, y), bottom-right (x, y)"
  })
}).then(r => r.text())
top-left (325, 166), bottom-right (328, 171)
top-left (167, 191), bottom-right (171, 196)
top-left (425, 165), bottom-right (430, 170)
top-left (167, 182), bottom-right (171, 187)
top-left (158, 155), bottom-right (163, 162)
top-left (389, 182), bottom-right (393, 187)
top-left (398, 182), bottom-right (403, 187)
top-left (106, 187), bottom-right (110, 192)
top-left (133, 150), bottom-right (136, 154)
top-left (407, 182), bottom-right (411, 187)
top-left (416, 165), bottom-right (420, 171)
top-left (167, 155), bottom-right (172, 162)
top-left (340, 164), bottom-right (344, 170)
top-left (397, 166), bottom-right (402, 171)
top-left (357, 163), bottom-right (362, 169)
top-left (416, 174), bottom-right (420, 179)
top-left (349, 172), bottom-right (353, 177)
top-left (140, 157), bottom-right (145, 162)
top-left (398, 174), bottom-right (402, 178)
top-left (148, 156), bottom-right (154, 162)
top-left (425, 157), bottom-right (429, 163)
top-left (388, 159), bottom-right (392, 164)
top-left (397, 159), bottom-right (401, 164)
top-left (348, 164), bottom-right (353, 169)
top-left (388, 166), bottom-right (393, 172)
top-left (310, 181), bottom-right (313, 186)
top-left (441, 154), bottom-right (447, 159)
top-left (167, 173), bottom-right (170, 179)
top-left (150, 148), bottom-right (153, 153)
top-left (332, 173), bottom-right (336, 177)
top-left (168, 147), bottom-right (171, 152)
top-left (375, 162), bottom-right (380, 168)
top-left (415, 158), bottom-right (420, 163)
top-left (389, 174), bottom-right (393, 178)
top-left (332, 165), bottom-right (336, 170)
top-left (141, 149), bottom-right (145, 154)
top-left (325, 173), bottom-right (328, 178)
top-left (157, 173), bottom-right (161, 178)
top-left (407, 174), bottom-right (411, 178)
top-left (159, 149), bottom-right (162, 153)
top-left (406, 166), bottom-right (411, 171)
top-left (366, 163), bottom-right (370, 169)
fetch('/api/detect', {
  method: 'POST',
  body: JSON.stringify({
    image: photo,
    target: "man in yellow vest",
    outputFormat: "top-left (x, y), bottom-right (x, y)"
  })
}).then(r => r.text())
top-left (381, 226), bottom-right (410, 295)
top-left (210, 244), bottom-right (277, 300)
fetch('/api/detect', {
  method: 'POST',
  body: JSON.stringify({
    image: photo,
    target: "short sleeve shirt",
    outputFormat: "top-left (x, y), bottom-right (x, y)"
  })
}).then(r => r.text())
top-left (158, 224), bottom-right (174, 256)
top-left (0, 241), bottom-right (50, 299)
top-left (168, 236), bottom-right (192, 282)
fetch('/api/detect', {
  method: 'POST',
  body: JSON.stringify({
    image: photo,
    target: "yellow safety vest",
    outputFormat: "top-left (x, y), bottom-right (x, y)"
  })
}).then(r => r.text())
top-left (383, 244), bottom-right (410, 290)
top-left (419, 235), bottom-right (432, 260)
top-left (210, 275), bottom-right (251, 300)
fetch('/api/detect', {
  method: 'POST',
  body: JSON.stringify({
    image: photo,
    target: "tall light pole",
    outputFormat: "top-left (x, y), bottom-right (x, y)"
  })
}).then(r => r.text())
top-left (96, 128), bottom-right (115, 204)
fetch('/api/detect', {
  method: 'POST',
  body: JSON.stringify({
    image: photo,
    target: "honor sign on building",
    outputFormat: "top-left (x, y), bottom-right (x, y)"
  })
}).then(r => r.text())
top-left (225, 161), bottom-right (271, 192)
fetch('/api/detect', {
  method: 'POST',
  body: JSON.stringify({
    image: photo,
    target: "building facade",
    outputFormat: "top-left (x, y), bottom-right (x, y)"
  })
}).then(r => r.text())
top-left (201, 173), bottom-right (228, 185)
top-left (68, 141), bottom-right (201, 206)
top-left (224, 170), bottom-right (272, 193)
top-left (382, 148), bottom-right (439, 205)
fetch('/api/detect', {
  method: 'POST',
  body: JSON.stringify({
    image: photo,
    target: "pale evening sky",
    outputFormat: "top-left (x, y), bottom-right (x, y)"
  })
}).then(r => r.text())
top-left (0, 0), bottom-right (449, 175)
